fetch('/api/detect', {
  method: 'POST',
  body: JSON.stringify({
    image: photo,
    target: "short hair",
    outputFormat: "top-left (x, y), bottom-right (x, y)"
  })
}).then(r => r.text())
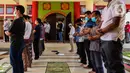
top-left (92, 11), bottom-right (101, 17)
top-left (36, 18), bottom-right (42, 24)
top-left (23, 15), bottom-right (28, 20)
top-left (84, 11), bottom-right (92, 15)
top-left (75, 18), bottom-right (83, 23)
top-left (23, 15), bottom-right (30, 20)
top-left (16, 5), bottom-right (25, 14)
top-left (27, 16), bottom-right (30, 19)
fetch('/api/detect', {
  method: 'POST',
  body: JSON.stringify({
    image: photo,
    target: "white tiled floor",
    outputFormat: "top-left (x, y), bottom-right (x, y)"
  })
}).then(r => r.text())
top-left (5, 43), bottom-right (130, 73)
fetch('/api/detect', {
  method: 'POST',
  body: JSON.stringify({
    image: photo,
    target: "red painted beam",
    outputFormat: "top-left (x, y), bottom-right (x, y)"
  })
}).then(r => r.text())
top-left (74, 2), bottom-right (80, 22)
top-left (32, 1), bottom-right (38, 28)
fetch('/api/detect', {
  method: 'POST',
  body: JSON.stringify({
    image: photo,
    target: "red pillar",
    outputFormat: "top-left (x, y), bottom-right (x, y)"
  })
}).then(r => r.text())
top-left (32, 1), bottom-right (38, 28)
top-left (74, 2), bottom-right (80, 22)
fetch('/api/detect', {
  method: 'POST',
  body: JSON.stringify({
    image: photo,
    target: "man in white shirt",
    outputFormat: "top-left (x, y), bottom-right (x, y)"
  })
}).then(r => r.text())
top-left (44, 21), bottom-right (50, 41)
top-left (97, 0), bottom-right (126, 73)
top-left (68, 23), bottom-right (75, 52)
top-left (22, 15), bottom-right (32, 71)
top-left (3, 19), bottom-right (9, 42)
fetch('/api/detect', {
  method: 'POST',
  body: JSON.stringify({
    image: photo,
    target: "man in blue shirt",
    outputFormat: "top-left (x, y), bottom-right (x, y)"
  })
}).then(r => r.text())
top-left (82, 11), bottom-right (95, 68)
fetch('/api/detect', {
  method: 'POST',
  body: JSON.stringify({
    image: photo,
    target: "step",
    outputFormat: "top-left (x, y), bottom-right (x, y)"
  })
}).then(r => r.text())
top-left (0, 51), bottom-right (8, 56)
top-left (39, 55), bottom-right (79, 59)
top-left (32, 59), bottom-right (80, 63)
top-left (42, 53), bottom-right (78, 56)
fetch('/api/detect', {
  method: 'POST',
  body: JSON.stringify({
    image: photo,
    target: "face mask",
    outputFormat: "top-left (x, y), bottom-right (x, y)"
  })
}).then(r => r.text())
top-left (85, 17), bottom-right (89, 21)
top-left (13, 10), bottom-right (16, 17)
top-left (91, 17), bottom-right (97, 22)
top-left (103, 0), bottom-right (109, 2)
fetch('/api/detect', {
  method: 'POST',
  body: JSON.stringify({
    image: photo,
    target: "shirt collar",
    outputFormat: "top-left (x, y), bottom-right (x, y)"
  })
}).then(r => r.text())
top-left (107, 0), bottom-right (124, 8)
top-left (107, 0), bottom-right (115, 8)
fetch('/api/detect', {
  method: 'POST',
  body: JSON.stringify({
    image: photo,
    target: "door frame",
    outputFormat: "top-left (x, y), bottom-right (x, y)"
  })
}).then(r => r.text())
top-left (43, 11), bottom-right (66, 42)
top-left (42, 11), bottom-right (67, 21)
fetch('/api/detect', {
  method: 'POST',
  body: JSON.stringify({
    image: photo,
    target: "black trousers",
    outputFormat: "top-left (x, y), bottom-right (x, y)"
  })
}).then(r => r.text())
top-left (45, 33), bottom-right (49, 41)
top-left (125, 32), bottom-right (130, 43)
top-left (90, 51), bottom-right (104, 73)
top-left (39, 39), bottom-right (45, 56)
top-left (10, 39), bottom-right (25, 73)
top-left (76, 42), bottom-right (80, 55)
top-left (79, 42), bottom-right (87, 64)
top-left (101, 39), bottom-right (125, 73)
top-left (84, 39), bottom-right (92, 67)
top-left (4, 30), bottom-right (9, 42)
top-left (33, 39), bottom-right (40, 59)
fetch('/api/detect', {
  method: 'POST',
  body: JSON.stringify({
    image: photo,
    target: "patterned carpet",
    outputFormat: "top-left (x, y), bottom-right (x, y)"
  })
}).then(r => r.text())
top-left (46, 62), bottom-right (71, 73)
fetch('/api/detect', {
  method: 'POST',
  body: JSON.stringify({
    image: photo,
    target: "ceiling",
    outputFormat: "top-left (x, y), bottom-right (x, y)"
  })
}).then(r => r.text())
top-left (13, 0), bottom-right (130, 4)
top-left (13, 0), bottom-right (104, 2)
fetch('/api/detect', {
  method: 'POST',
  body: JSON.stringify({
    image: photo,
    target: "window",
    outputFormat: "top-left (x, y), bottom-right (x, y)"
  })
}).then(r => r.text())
top-left (0, 5), bottom-right (4, 14)
top-left (27, 5), bottom-right (32, 15)
top-left (6, 5), bottom-right (15, 14)
top-left (80, 5), bottom-right (86, 15)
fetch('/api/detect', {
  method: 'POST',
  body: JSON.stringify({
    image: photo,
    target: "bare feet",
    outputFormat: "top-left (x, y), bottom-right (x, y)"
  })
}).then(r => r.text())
top-left (69, 50), bottom-right (74, 52)
top-left (83, 65), bottom-right (92, 69)
top-left (88, 71), bottom-right (96, 73)
top-left (80, 64), bottom-right (84, 66)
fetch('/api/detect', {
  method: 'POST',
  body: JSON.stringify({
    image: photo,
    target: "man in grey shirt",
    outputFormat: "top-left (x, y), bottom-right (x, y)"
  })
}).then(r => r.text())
top-left (3, 19), bottom-right (9, 42)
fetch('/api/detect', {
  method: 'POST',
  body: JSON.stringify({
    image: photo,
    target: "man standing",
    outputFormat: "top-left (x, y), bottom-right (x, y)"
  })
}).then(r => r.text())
top-left (125, 21), bottom-right (130, 43)
top-left (97, 0), bottom-right (126, 73)
top-left (3, 19), bottom-right (9, 42)
top-left (75, 18), bottom-right (87, 67)
top-left (5, 5), bottom-right (25, 73)
top-left (44, 21), bottom-right (50, 41)
top-left (22, 15), bottom-right (32, 71)
top-left (83, 11), bottom-right (93, 68)
top-left (57, 20), bottom-right (63, 42)
top-left (68, 23), bottom-right (75, 52)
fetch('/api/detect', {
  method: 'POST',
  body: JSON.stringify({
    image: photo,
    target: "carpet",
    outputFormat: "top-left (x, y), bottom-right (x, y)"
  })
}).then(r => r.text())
top-left (45, 62), bottom-right (71, 73)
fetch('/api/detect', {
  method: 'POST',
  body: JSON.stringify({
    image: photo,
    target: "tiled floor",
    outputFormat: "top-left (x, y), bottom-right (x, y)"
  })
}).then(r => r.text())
top-left (24, 43), bottom-right (91, 73)
top-left (24, 43), bottom-right (129, 73)
top-left (6, 43), bottom-right (130, 73)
